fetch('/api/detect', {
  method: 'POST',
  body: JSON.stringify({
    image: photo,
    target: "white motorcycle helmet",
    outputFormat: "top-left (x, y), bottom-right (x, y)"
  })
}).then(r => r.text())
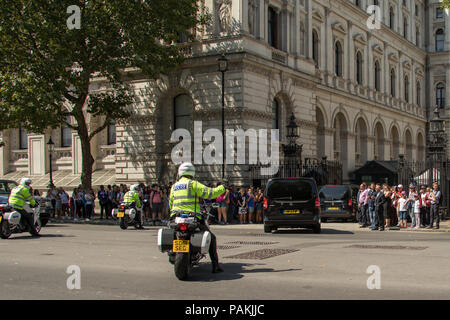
top-left (130, 184), bottom-right (139, 191)
top-left (20, 178), bottom-right (32, 187)
top-left (178, 162), bottom-right (195, 178)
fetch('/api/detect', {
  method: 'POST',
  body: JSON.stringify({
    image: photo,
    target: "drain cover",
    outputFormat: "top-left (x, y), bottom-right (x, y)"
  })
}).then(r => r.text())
top-left (217, 245), bottom-right (241, 250)
top-left (345, 244), bottom-right (427, 250)
top-left (224, 248), bottom-right (299, 260)
top-left (225, 241), bottom-right (278, 246)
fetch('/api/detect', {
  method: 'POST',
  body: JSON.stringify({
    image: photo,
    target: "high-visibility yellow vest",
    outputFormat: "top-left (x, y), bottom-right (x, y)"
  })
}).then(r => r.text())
top-left (8, 185), bottom-right (36, 210)
top-left (169, 177), bottom-right (225, 218)
top-left (123, 190), bottom-right (141, 208)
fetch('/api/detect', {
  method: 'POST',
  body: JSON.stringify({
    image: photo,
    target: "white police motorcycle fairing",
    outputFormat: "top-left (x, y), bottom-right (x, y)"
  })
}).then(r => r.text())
top-left (0, 198), bottom-right (41, 239)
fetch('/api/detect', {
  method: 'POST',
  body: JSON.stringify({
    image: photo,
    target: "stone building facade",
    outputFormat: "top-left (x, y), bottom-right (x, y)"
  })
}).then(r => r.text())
top-left (0, 0), bottom-right (449, 188)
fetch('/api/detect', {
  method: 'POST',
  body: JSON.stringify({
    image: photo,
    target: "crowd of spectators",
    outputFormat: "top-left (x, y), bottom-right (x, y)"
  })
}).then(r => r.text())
top-left (356, 181), bottom-right (442, 230)
top-left (36, 182), bottom-right (267, 225)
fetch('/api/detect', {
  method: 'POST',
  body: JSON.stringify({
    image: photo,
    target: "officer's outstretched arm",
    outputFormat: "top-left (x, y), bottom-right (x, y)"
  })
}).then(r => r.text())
top-left (195, 181), bottom-right (225, 200)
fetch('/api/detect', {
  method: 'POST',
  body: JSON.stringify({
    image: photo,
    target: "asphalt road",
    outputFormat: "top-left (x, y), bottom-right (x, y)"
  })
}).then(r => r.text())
top-left (1, 222), bottom-right (450, 300)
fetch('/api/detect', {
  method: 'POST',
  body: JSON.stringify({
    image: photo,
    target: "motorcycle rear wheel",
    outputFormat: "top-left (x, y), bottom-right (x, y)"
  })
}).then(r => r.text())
top-left (119, 218), bottom-right (128, 230)
top-left (0, 219), bottom-right (11, 239)
top-left (174, 252), bottom-right (190, 280)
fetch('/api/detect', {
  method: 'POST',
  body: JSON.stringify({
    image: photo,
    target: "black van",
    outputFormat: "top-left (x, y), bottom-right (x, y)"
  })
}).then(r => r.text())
top-left (263, 178), bottom-right (321, 233)
top-left (318, 185), bottom-right (356, 222)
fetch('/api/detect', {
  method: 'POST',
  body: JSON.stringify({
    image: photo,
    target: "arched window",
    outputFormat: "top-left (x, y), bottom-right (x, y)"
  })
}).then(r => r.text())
top-left (436, 29), bottom-right (444, 52)
top-left (390, 69), bottom-right (396, 97)
top-left (335, 41), bottom-right (343, 77)
top-left (268, 7), bottom-right (279, 49)
top-left (404, 76), bottom-right (409, 102)
top-left (61, 116), bottom-right (72, 147)
top-left (107, 120), bottom-right (116, 145)
top-left (272, 99), bottom-right (280, 130)
top-left (416, 82), bottom-right (421, 106)
top-left (374, 60), bottom-right (381, 91)
top-left (355, 0), bottom-right (361, 8)
top-left (356, 51), bottom-right (363, 85)
top-left (389, 7), bottom-right (395, 30)
top-left (312, 30), bottom-right (319, 67)
top-left (436, 83), bottom-right (445, 108)
top-left (174, 94), bottom-right (192, 130)
top-left (19, 125), bottom-right (28, 150)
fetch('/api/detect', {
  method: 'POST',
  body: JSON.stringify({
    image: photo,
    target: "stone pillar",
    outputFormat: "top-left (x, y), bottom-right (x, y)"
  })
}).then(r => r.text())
top-left (0, 130), bottom-right (10, 175)
top-left (324, 128), bottom-right (334, 161)
top-left (384, 138), bottom-right (391, 161)
top-left (445, 6), bottom-right (450, 51)
top-left (367, 136), bottom-right (375, 163)
top-left (28, 135), bottom-right (46, 176)
top-left (347, 21), bottom-right (353, 85)
top-left (306, 0), bottom-right (313, 59)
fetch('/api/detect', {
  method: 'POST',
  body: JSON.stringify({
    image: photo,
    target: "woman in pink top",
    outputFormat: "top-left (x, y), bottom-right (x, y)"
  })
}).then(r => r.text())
top-left (216, 184), bottom-right (229, 225)
top-left (151, 185), bottom-right (162, 226)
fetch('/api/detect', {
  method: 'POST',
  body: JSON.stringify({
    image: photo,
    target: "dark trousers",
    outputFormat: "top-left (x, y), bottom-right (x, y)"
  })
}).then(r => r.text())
top-left (99, 202), bottom-right (107, 219)
top-left (198, 221), bottom-right (219, 265)
top-left (85, 204), bottom-right (93, 219)
top-left (424, 207), bottom-right (431, 226)
top-left (360, 205), bottom-right (369, 226)
top-left (376, 205), bottom-right (385, 229)
top-left (18, 208), bottom-right (38, 235)
top-left (430, 204), bottom-right (440, 228)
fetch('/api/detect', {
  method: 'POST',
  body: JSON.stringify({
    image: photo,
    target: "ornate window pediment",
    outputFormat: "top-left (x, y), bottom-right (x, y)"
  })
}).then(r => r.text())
top-left (353, 33), bottom-right (367, 45)
top-left (415, 67), bottom-right (424, 77)
top-left (402, 60), bottom-right (411, 70)
top-left (372, 43), bottom-right (384, 55)
top-left (332, 21), bottom-right (347, 35)
top-left (388, 52), bottom-right (399, 62)
top-left (312, 8), bottom-right (324, 22)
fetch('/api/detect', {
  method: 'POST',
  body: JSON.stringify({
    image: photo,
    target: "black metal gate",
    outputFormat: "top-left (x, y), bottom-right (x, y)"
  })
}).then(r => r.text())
top-left (249, 157), bottom-right (343, 188)
top-left (397, 157), bottom-right (449, 218)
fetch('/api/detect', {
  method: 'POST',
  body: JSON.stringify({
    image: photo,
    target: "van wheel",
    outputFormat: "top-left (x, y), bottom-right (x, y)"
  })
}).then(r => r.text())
top-left (312, 225), bottom-right (321, 234)
top-left (264, 225), bottom-right (272, 233)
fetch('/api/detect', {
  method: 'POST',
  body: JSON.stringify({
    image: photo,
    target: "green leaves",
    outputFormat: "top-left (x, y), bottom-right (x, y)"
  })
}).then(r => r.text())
top-left (0, 0), bottom-right (207, 134)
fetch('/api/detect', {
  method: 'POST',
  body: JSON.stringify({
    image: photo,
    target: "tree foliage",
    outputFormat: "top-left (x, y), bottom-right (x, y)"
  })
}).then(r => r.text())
top-left (0, 0), bottom-right (208, 188)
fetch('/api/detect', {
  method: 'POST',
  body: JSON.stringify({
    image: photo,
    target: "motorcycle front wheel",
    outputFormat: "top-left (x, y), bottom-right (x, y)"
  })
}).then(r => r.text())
top-left (174, 252), bottom-right (190, 280)
top-left (0, 219), bottom-right (11, 239)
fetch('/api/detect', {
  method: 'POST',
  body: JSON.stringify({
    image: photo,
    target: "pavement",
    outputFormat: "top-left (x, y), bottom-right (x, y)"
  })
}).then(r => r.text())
top-left (49, 215), bottom-right (450, 233)
top-left (1, 221), bottom-right (450, 299)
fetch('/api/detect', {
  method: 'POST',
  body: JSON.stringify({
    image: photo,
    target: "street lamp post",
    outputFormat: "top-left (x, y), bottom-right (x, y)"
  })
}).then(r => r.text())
top-left (47, 137), bottom-right (55, 189)
top-left (283, 113), bottom-right (302, 177)
top-left (218, 52), bottom-right (228, 180)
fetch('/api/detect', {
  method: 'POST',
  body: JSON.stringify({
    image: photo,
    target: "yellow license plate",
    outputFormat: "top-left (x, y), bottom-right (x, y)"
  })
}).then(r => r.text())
top-left (284, 210), bottom-right (300, 214)
top-left (117, 211), bottom-right (125, 218)
top-left (173, 240), bottom-right (190, 253)
top-left (328, 207), bottom-right (339, 211)
top-left (0, 216), bottom-right (2, 223)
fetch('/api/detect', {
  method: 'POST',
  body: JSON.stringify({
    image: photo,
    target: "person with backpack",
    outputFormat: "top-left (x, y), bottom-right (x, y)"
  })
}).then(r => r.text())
top-left (150, 185), bottom-right (163, 226)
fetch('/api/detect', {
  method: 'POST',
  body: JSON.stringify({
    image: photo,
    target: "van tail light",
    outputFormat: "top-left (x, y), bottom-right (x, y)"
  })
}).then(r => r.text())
top-left (263, 197), bottom-right (268, 210)
top-left (348, 198), bottom-right (352, 207)
top-left (315, 197), bottom-right (320, 209)
top-left (120, 204), bottom-right (125, 210)
top-left (179, 223), bottom-right (188, 231)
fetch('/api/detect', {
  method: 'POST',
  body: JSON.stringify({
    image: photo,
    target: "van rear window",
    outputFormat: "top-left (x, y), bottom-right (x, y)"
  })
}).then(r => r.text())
top-left (319, 186), bottom-right (350, 200)
top-left (266, 180), bottom-right (314, 201)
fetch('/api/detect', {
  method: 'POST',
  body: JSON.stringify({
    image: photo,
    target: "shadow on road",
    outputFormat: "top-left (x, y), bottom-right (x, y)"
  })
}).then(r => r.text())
top-left (6, 234), bottom-right (75, 240)
top-left (187, 262), bottom-right (302, 282)
top-left (273, 229), bottom-right (353, 235)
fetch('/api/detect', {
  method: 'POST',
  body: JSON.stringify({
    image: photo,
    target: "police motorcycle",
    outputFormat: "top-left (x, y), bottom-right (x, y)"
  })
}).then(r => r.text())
top-left (0, 197), bottom-right (42, 239)
top-left (157, 203), bottom-right (216, 280)
top-left (112, 203), bottom-right (143, 230)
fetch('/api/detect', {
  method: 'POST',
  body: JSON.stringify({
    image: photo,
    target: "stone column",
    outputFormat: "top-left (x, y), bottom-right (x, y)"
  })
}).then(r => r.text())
top-left (0, 130), bottom-right (10, 175)
top-left (324, 128), bottom-right (334, 161)
top-left (346, 131), bottom-right (356, 181)
top-left (306, 0), bottom-right (313, 59)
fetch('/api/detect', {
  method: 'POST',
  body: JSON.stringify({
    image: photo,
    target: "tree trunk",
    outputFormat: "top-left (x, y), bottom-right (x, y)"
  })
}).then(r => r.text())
top-left (79, 134), bottom-right (94, 191)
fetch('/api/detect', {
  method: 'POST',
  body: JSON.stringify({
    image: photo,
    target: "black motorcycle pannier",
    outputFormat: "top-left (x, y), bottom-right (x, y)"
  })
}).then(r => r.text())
top-left (157, 228), bottom-right (175, 252)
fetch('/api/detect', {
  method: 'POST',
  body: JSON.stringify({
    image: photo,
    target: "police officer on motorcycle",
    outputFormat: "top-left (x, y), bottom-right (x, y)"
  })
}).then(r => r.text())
top-left (123, 184), bottom-right (144, 229)
top-left (169, 162), bottom-right (226, 273)
top-left (8, 178), bottom-right (39, 236)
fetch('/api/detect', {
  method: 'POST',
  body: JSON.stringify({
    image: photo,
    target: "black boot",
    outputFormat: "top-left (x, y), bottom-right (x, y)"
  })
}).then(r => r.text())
top-left (212, 262), bottom-right (224, 273)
